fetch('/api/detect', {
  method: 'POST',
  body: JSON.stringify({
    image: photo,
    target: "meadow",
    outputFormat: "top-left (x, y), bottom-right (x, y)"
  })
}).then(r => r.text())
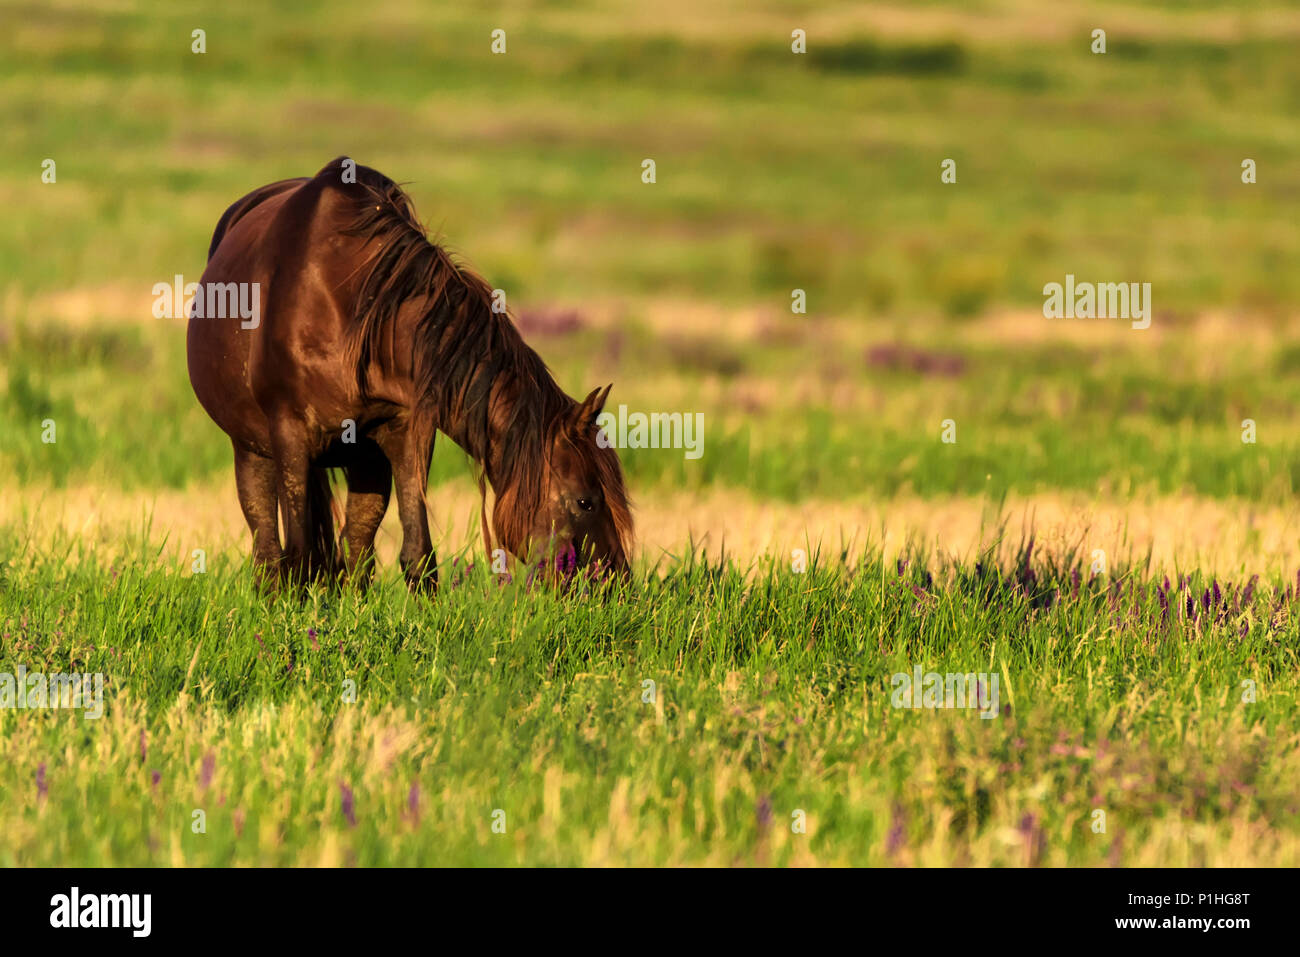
top-left (1, 0), bottom-right (1298, 866)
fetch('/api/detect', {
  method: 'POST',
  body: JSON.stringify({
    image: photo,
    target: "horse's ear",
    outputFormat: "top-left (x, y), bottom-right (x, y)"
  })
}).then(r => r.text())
top-left (574, 384), bottom-right (613, 428)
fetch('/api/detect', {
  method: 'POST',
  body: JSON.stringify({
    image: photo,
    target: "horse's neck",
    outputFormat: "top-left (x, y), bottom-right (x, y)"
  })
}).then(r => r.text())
top-left (418, 295), bottom-right (547, 486)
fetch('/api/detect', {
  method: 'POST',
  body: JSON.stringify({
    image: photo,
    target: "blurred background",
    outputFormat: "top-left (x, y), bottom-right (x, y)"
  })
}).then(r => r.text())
top-left (3, 0), bottom-right (1300, 568)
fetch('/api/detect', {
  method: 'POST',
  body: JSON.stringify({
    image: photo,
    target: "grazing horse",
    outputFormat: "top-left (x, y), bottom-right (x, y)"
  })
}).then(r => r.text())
top-left (187, 157), bottom-right (632, 590)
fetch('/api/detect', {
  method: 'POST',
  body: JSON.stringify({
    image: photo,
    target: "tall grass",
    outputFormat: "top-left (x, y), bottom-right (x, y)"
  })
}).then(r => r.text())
top-left (1, 528), bottom-right (1296, 865)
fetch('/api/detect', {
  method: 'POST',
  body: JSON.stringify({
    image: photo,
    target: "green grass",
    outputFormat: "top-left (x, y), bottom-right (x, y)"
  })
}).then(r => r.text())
top-left (1, 529), bottom-right (1296, 866)
top-left (5, 315), bottom-right (1300, 501)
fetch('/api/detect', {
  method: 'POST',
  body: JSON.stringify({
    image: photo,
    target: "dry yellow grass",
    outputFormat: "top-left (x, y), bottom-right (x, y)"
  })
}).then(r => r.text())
top-left (5, 479), bottom-right (1299, 579)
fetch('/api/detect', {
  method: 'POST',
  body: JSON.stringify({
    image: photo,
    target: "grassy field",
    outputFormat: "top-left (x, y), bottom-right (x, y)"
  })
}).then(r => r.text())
top-left (2, 0), bottom-right (1299, 866)
top-left (2, 532), bottom-right (1297, 866)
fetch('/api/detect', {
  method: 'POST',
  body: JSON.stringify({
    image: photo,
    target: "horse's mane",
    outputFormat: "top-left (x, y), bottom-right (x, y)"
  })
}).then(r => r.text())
top-left (335, 168), bottom-right (632, 560)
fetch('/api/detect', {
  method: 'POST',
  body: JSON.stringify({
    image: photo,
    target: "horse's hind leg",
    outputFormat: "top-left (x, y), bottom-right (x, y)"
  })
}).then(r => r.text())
top-left (340, 442), bottom-right (392, 588)
top-left (267, 417), bottom-right (325, 587)
top-left (233, 444), bottom-right (282, 588)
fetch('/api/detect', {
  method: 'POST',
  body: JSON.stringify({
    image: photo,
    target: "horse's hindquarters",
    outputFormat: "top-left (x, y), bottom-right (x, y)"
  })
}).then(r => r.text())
top-left (188, 185), bottom-right (304, 457)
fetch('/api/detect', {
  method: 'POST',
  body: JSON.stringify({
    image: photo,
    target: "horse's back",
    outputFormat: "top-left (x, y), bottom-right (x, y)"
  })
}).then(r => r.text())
top-left (206, 158), bottom-right (402, 265)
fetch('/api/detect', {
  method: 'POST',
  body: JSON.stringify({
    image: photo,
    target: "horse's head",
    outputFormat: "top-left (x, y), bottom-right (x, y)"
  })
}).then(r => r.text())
top-left (492, 384), bottom-right (633, 582)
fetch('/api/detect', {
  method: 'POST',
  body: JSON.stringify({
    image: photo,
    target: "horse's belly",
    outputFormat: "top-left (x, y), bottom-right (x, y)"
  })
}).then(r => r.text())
top-left (187, 306), bottom-right (273, 457)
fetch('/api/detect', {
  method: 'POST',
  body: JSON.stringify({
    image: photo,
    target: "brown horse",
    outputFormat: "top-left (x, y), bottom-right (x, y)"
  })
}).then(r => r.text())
top-left (187, 157), bottom-right (632, 590)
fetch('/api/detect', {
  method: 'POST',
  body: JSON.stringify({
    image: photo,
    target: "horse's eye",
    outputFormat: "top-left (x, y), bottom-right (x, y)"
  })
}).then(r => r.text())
top-left (577, 497), bottom-right (594, 512)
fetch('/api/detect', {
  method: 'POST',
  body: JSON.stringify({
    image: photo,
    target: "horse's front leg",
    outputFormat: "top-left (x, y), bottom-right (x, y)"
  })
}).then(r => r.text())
top-left (376, 424), bottom-right (436, 592)
top-left (340, 440), bottom-right (392, 588)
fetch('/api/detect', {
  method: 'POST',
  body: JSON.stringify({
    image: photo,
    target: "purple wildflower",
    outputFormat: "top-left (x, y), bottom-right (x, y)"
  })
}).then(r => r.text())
top-left (1108, 829), bottom-right (1124, 868)
top-left (308, 628), bottom-right (319, 651)
top-left (514, 306), bottom-right (585, 336)
top-left (756, 794), bottom-right (773, 831)
top-left (340, 781), bottom-right (356, 827)
top-left (36, 763), bottom-right (47, 801)
top-left (1018, 812), bottom-right (1042, 865)
top-left (199, 750), bottom-right (215, 791)
top-left (886, 806), bottom-right (906, 857)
